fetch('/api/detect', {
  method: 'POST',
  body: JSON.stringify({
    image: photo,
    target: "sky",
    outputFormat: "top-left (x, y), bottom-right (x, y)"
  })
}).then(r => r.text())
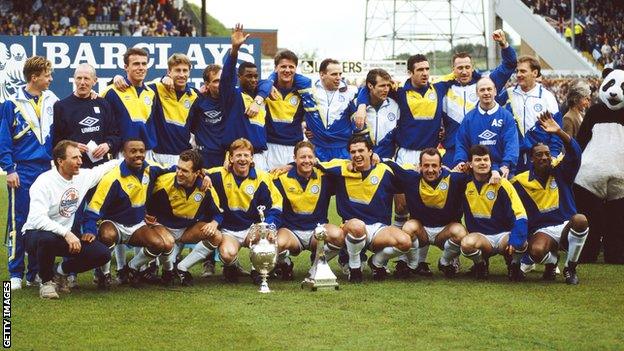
top-left (196, 0), bottom-right (366, 60)
top-left (193, 0), bottom-right (518, 61)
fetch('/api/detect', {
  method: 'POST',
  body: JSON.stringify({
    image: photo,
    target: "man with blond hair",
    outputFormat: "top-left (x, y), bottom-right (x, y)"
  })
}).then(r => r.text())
top-left (0, 56), bottom-right (59, 290)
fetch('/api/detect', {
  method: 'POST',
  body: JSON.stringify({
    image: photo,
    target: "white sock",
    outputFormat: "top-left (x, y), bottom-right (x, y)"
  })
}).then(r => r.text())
top-left (511, 247), bottom-right (526, 264)
top-left (440, 239), bottom-right (461, 265)
top-left (567, 228), bottom-right (588, 265)
top-left (56, 264), bottom-right (66, 275)
top-left (129, 248), bottom-right (158, 270)
top-left (405, 237), bottom-right (419, 269)
top-left (114, 245), bottom-right (126, 270)
top-left (345, 234), bottom-right (366, 269)
top-left (177, 241), bottom-right (212, 272)
top-left (392, 214), bottom-right (408, 228)
top-left (462, 248), bottom-right (482, 264)
top-left (540, 251), bottom-right (558, 265)
top-left (101, 261), bottom-right (111, 275)
top-left (162, 245), bottom-right (179, 271)
top-left (417, 244), bottom-right (430, 263)
top-left (278, 250), bottom-right (290, 264)
top-left (372, 246), bottom-right (405, 267)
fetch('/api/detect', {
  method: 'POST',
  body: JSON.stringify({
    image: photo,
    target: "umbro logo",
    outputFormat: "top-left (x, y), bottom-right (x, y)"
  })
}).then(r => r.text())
top-left (478, 130), bottom-right (497, 140)
top-left (79, 116), bottom-right (99, 127)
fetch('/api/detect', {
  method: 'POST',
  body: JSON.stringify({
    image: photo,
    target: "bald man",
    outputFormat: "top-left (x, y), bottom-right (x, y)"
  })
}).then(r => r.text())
top-left (453, 77), bottom-right (519, 179)
top-left (53, 63), bottom-right (121, 168)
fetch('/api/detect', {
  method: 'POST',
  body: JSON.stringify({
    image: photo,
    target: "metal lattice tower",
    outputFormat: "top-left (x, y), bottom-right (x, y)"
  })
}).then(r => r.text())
top-left (364, 0), bottom-right (488, 67)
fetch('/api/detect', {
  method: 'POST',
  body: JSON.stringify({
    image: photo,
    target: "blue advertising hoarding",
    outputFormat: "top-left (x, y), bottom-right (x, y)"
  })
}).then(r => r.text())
top-left (0, 35), bottom-right (262, 102)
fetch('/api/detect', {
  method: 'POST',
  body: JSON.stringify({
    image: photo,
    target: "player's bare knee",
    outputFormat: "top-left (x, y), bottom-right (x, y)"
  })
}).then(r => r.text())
top-left (395, 234), bottom-right (412, 252)
top-left (570, 214), bottom-right (588, 231)
top-left (344, 220), bottom-right (366, 238)
top-left (98, 224), bottom-right (118, 247)
top-left (460, 235), bottom-right (479, 252)
top-left (449, 223), bottom-right (468, 242)
top-left (401, 219), bottom-right (421, 237)
top-left (528, 244), bottom-right (547, 262)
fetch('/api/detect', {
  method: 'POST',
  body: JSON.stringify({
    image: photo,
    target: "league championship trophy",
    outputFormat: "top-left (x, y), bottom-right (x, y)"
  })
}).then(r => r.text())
top-left (302, 224), bottom-right (339, 291)
top-left (248, 205), bottom-right (278, 293)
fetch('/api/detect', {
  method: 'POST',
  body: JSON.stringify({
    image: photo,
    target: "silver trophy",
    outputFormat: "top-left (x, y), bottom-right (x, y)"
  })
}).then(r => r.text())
top-left (302, 224), bottom-right (339, 291)
top-left (248, 205), bottom-right (278, 293)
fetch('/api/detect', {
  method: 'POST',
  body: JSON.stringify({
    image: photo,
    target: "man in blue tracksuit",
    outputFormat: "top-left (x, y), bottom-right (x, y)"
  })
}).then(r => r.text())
top-left (454, 77), bottom-right (519, 179)
top-left (0, 56), bottom-right (59, 290)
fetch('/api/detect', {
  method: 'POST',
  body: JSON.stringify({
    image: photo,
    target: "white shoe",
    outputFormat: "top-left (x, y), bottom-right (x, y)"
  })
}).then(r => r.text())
top-left (10, 277), bottom-right (22, 291)
top-left (555, 266), bottom-right (561, 275)
top-left (39, 281), bottom-right (59, 299)
top-left (25, 274), bottom-right (42, 287)
top-left (520, 263), bottom-right (536, 273)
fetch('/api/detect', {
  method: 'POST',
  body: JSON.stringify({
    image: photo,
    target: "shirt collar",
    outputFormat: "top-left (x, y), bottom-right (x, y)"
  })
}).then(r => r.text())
top-left (513, 83), bottom-right (542, 98)
top-left (120, 160), bottom-right (148, 177)
top-left (287, 167), bottom-right (318, 180)
top-left (125, 77), bottom-right (146, 90)
top-left (477, 102), bottom-right (500, 115)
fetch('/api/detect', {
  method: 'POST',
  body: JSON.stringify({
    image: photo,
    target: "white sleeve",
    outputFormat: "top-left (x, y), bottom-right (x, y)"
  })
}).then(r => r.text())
top-left (84, 159), bottom-right (120, 189)
top-left (27, 180), bottom-right (68, 236)
top-left (545, 90), bottom-right (560, 113)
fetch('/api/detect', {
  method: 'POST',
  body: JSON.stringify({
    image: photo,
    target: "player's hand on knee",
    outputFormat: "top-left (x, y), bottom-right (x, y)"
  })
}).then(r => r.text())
top-left (113, 74), bottom-right (129, 91)
top-left (200, 221), bottom-right (219, 239)
top-left (144, 214), bottom-right (158, 226)
top-left (6, 172), bottom-right (20, 188)
top-left (64, 231), bottom-right (82, 254)
top-left (81, 233), bottom-right (96, 243)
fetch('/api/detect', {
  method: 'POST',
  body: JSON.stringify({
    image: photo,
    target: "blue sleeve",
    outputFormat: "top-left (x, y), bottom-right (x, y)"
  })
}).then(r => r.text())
top-left (489, 46), bottom-right (517, 92)
top-left (356, 86), bottom-right (370, 106)
top-left (496, 88), bottom-right (510, 107)
top-left (509, 217), bottom-right (528, 249)
top-left (256, 78), bottom-right (273, 99)
top-left (83, 181), bottom-right (118, 235)
top-left (383, 160), bottom-right (419, 189)
top-left (453, 119), bottom-right (470, 164)
top-left (0, 101), bottom-right (15, 174)
top-left (219, 50), bottom-right (237, 113)
top-left (501, 114), bottom-right (520, 171)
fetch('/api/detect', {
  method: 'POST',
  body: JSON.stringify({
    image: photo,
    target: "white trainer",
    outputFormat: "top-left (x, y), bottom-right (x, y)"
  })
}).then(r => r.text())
top-left (25, 274), bottom-right (42, 287)
top-left (10, 277), bottom-right (22, 291)
top-left (520, 263), bottom-right (536, 273)
top-left (67, 275), bottom-right (79, 289)
top-left (39, 281), bottom-right (59, 299)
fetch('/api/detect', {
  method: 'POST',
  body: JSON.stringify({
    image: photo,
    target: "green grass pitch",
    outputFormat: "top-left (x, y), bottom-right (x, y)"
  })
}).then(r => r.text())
top-left (1, 176), bottom-right (623, 350)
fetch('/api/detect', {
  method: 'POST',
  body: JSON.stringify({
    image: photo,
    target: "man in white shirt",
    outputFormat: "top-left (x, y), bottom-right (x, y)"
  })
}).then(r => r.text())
top-left (22, 140), bottom-right (118, 299)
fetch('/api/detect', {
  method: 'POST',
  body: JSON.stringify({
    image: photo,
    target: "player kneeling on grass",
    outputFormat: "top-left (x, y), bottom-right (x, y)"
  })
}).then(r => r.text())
top-left (511, 112), bottom-right (588, 284)
top-left (145, 149), bottom-right (224, 286)
top-left (22, 140), bottom-right (119, 299)
top-left (273, 141), bottom-right (345, 280)
top-left (317, 135), bottom-right (412, 283)
top-left (178, 138), bottom-right (283, 284)
top-left (383, 148), bottom-right (470, 278)
top-left (459, 144), bottom-right (529, 281)
top-left (83, 139), bottom-right (175, 288)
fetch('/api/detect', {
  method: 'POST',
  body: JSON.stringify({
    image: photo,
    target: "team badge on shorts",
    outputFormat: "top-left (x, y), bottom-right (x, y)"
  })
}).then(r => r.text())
top-left (289, 96), bottom-right (299, 106)
top-left (549, 180), bottom-right (558, 189)
top-left (486, 190), bottom-right (496, 200)
top-left (387, 112), bottom-right (397, 121)
top-left (534, 104), bottom-right (543, 112)
top-left (310, 184), bottom-right (320, 194)
top-left (184, 100), bottom-right (191, 109)
top-left (245, 185), bottom-right (255, 195)
top-left (142, 174), bottom-right (149, 185)
top-left (370, 175), bottom-right (379, 185)
top-left (428, 92), bottom-right (436, 100)
top-left (439, 181), bottom-right (448, 190)
top-left (194, 193), bottom-right (203, 202)
top-left (144, 96), bottom-right (152, 106)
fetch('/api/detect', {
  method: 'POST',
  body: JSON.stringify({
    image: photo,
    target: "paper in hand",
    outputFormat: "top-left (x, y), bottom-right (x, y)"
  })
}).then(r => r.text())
top-left (86, 140), bottom-right (103, 163)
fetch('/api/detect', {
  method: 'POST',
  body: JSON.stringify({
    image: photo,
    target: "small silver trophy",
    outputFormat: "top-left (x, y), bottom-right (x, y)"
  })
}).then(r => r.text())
top-left (248, 205), bottom-right (278, 293)
top-left (302, 224), bottom-right (339, 291)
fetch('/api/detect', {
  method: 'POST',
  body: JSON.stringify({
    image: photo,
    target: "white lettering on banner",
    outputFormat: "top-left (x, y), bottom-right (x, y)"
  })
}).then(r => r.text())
top-left (237, 44), bottom-right (255, 65)
top-left (187, 44), bottom-right (207, 68)
top-left (204, 44), bottom-right (228, 68)
top-left (43, 42), bottom-right (71, 67)
top-left (100, 43), bottom-right (127, 69)
top-left (154, 43), bottom-right (172, 69)
top-left (70, 43), bottom-right (98, 69)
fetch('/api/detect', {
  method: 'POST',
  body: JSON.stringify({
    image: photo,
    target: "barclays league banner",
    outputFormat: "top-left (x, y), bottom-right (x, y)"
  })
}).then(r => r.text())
top-left (0, 35), bottom-right (262, 103)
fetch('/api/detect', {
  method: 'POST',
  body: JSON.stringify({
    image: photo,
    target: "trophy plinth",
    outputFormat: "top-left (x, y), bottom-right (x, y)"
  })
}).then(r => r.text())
top-left (302, 224), bottom-right (339, 291)
top-left (249, 206), bottom-right (278, 293)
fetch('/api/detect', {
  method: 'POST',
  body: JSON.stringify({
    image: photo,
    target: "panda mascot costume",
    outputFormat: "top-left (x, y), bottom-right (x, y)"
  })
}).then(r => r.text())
top-left (573, 67), bottom-right (624, 264)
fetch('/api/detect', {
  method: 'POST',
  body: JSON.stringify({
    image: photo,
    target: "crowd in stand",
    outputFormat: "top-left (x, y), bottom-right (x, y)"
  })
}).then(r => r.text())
top-left (522, 0), bottom-right (624, 67)
top-left (0, 0), bottom-right (195, 36)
